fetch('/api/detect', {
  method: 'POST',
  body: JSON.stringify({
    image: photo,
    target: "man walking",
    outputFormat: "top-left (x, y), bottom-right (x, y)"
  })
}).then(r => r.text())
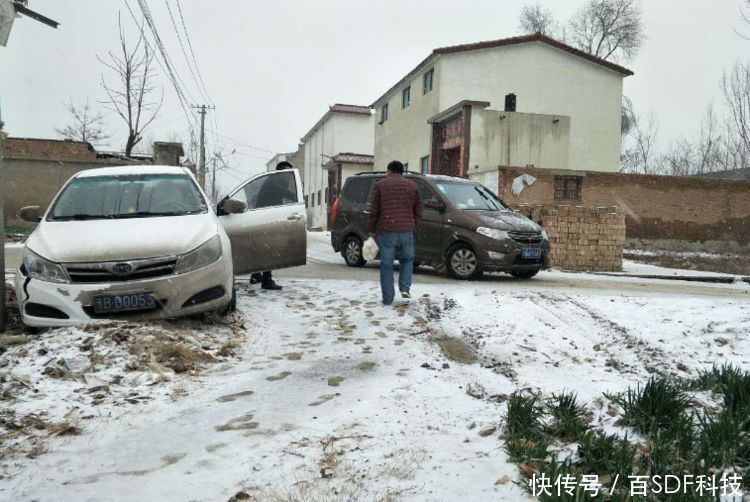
top-left (368, 160), bottom-right (422, 305)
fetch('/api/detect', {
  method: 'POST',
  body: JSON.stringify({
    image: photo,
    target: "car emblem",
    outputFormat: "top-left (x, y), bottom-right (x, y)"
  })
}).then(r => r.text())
top-left (111, 262), bottom-right (133, 275)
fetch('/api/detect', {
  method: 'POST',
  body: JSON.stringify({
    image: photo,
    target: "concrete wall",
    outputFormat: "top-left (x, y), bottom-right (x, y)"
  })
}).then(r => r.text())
top-left (440, 42), bottom-right (623, 172)
top-left (302, 113), bottom-right (373, 229)
top-left (497, 166), bottom-right (750, 243)
top-left (373, 59), bottom-right (443, 172)
top-left (468, 109), bottom-right (570, 177)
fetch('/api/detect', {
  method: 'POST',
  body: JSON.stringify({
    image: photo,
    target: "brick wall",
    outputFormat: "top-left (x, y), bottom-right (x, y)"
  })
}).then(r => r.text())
top-left (517, 204), bottom-right (625, 271)
top-left (498, 166), bottom-right (750, 243)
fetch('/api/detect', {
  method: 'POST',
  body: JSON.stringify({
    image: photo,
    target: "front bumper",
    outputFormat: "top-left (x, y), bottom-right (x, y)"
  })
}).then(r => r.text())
top-left (15, 257), bottom-right (233, 327)
top-left (476, 237), bottom-right (550, 272)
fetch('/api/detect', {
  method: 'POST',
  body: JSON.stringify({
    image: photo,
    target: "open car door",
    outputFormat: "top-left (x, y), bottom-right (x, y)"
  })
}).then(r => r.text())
top-left (218, 169), bottom-right (306, 275)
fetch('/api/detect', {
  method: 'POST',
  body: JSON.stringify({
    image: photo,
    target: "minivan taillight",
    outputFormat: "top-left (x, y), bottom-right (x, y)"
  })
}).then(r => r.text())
top-left (331, 196), bottom-right (340, 223)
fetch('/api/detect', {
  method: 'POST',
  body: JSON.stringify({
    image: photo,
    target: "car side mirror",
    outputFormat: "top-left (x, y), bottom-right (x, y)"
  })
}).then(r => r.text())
top-left (221, 198), bottom-right (247, 215)
top-left (424, 201), bottom-right (446, 213)
top-left (18, 206), bottom-right (42, 222)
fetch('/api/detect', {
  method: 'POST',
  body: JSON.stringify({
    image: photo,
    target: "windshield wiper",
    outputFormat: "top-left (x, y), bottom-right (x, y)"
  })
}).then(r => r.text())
top-left (51, 213), bottom-right (114, 221)
top-left (111, 210), bottom-right (205, 219)
top-left (473, 187), bottom-right (499, 210)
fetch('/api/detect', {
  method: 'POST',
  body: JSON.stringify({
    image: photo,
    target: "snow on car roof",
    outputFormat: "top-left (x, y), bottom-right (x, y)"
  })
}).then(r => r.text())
top-left (74, 165), bottom-right (191, 178)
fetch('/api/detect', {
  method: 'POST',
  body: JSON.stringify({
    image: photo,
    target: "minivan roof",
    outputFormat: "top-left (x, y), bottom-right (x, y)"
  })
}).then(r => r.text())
top-left (353, 172), bottom-right (476, 184)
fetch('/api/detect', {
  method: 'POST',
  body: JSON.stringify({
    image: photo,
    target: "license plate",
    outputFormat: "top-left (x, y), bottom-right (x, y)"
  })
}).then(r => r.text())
top-left (522, 247), bottom-right (542, 259)
top-left (94, 292), bottom-right (156, 313)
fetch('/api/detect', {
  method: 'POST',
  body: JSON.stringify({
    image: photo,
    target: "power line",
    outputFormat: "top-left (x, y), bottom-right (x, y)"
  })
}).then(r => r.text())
top-left (174, 0), bottom-right (213, 106)
top-left (163, 0), bottom-right (210, 105)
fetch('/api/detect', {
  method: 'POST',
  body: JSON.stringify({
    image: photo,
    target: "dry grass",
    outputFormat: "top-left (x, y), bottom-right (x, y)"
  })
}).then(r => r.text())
top-left (624, 250), bottom-right (750, 276)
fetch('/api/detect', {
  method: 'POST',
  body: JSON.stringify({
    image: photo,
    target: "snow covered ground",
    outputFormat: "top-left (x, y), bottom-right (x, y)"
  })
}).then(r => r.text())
top-left (1, 259), bottom-right (749, 501)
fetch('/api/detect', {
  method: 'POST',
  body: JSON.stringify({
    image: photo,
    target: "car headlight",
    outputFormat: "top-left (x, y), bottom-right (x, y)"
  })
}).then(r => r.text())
top-left (23, 248), bottom-right (69, 283)
top-left (175, 235), bottom-right (222, 274)
top-left (476, 226), bottom-right (509, 240)
top-left (541, 229), bottom-right (548, 240)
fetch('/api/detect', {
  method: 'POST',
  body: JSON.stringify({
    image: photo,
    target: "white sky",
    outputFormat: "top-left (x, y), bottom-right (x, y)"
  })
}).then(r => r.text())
top-left (1, 0), bottom-right (748, 194)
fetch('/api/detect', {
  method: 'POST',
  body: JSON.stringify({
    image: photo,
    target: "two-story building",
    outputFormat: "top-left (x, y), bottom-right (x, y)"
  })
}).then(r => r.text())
top-left (287, 104), bottom-right (374, 229)
top-left (371, 33), bottom-right (633, 188)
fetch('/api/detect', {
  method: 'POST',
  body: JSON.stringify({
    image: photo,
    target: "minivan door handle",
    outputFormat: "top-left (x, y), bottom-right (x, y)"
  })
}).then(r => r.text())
top-left (287, 213), bottom-right (304, 221)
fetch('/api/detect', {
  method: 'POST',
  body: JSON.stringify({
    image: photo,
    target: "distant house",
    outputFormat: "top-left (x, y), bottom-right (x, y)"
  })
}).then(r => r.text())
top-left (1, 136), bottom-right (184, 227)
top-left (270, 104), bottom-right (374, 229)
top-left (370, 33), bottom-right (633, 186)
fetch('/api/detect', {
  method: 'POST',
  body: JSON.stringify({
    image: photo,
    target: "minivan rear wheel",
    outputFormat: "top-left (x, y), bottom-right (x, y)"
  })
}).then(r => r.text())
top-left (447, 244), bottom-right (482, 280)
top-left (510, 268), bottom-right (540, 279)
top-left (343, 236), bottom-right (366, 267)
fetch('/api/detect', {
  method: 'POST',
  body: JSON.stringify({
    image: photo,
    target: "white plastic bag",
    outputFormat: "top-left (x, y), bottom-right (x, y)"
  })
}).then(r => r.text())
top-left (362, 236), bottom-right (379, 261)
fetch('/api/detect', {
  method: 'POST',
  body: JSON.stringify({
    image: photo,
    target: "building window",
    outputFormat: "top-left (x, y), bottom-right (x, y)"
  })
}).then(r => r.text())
top-left (554, 176), bottom-right (583, 202)
top-left (304, 195), bottom-right (309, 208)
top-left (379, 103), bottom-right (389, 124)
top-left (403, 162), bottom-right (409, 172)
top-left (423, 68), bottom-right (434, 94)
top-left (402, 86), bottom-right (411, 109)
top-left (318, 190), bottom-right (322, 206)
top-left (420, 155), bottom-right (429, 174)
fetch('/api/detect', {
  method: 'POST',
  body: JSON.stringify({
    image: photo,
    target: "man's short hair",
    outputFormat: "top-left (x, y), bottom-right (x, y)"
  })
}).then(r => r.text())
top-left (387, 160), bottom-right (404, 175)
top-left (276, 161), bottom-right (293, 170)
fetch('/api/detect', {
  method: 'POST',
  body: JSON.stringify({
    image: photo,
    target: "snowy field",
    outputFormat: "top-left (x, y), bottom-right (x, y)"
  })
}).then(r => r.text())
top-left (1, 261), bottom-right (749, 500)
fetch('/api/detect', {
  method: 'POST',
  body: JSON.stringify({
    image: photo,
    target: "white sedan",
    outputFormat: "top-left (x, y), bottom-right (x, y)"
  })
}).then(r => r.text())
top-left (15, 165), bottom-right (307, 327)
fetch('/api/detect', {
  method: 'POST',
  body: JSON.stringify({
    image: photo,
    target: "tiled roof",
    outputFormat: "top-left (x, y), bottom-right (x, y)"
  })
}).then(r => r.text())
top-left (332, 152), bottom-right (374, 165)
top-left (329, 104), bottom-right (372, 116)
top-left (371, 33), bottom-right (634, 107)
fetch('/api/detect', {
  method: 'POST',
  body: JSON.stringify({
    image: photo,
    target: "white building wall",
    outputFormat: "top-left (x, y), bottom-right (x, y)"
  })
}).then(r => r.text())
top-left (373, 60), bottom-right (444, 172)
top-left (302, 113), bottom-right (374, 229)
top-left (439, 42), bottom-right (623, 172)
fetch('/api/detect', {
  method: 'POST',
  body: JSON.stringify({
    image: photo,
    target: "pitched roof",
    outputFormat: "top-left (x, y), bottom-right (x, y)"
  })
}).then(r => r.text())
top-left (371, 32), bottom-right (634, 107)
top-left (332, 152), bottom-right (374, 165)
top-left (301, 104), bottom-right (373, 141)
top-left (329, 104), bottom-right (373, 116)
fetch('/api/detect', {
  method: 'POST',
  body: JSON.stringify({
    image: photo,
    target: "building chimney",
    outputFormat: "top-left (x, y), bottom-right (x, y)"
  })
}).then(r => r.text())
top-left (152, 141), bottom-right (185, 166)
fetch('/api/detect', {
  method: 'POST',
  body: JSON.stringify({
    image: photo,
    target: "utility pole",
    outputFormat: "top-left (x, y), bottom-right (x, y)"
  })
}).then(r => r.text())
top-left (0, 114), bottom-right (5, 332)
top-left (192, 104), bottom-right (214, 189)
top-left (211, 153), bottom-right (217, 202)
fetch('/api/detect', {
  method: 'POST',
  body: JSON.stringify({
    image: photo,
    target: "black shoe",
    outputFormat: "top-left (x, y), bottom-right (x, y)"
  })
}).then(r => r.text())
top-left (262, 281), bottom-right (283, 291)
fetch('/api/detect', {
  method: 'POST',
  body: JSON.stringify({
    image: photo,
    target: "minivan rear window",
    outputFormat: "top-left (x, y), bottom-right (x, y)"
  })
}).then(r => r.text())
top-left (342, 178), bottom-right (374, 203)
top-left (435, 182), bottom-right (510, 211)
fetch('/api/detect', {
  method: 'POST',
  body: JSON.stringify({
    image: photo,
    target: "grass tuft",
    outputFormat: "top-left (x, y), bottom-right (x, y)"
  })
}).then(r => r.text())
top-left (609, 377), bottom-right (692, 437)
top-left (545, 391), bottom-right (591, 441)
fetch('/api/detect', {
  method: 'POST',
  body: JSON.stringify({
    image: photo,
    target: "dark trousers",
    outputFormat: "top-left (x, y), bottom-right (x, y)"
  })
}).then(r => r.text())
top-left (251, 271), bottom-right (273, 285)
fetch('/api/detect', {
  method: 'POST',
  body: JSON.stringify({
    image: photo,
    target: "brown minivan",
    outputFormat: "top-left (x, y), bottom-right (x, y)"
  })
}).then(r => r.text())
top-left (330, 172), bottom-right (550, 280)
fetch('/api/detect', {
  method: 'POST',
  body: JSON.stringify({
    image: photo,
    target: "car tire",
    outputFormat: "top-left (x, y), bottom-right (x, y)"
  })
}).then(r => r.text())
top-left (510, 269), bottom-right (540, 279)
top-left (220, 286), bottom-right (237, 315)
top-left (446, 244), bottom-right (482, 280)
top-left (342, 236), bottom-right (367, 267)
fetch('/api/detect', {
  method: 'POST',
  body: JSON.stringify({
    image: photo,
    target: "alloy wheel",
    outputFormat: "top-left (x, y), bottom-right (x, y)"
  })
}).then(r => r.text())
top-left (451, 248), bottom-right (477, 277)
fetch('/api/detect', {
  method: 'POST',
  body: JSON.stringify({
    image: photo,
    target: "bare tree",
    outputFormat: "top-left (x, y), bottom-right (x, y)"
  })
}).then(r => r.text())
top-left (519, 3), bottom-right (556, 35)
top-left (721, 60), bottom-right (750, 162)
top-left (737, 0), bottom-right (750, 39)
top-left (621, 112), bottom-right (659, 173)
top-left (54, 99), bottom-right (110, 145)
top-left (568, 0), bottom-right (644, 63)
top-left (658, 105), bottom-right (726, 176)
top-left (98, 14), bottom-right (162, 157)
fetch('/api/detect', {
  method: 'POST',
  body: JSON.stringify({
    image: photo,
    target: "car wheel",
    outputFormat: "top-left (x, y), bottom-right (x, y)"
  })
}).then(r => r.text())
top-left (220, 286), bottom-right (237, 315)
top-left (510, 269), bottom-right (540, 279)
top-left (342, 236), bottom-right (366, 267)
top-left (447, 244), bottom-right (482, 280)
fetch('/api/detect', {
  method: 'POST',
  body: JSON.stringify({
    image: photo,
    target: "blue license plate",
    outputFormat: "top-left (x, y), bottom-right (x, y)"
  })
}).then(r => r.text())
top-left (94, 292), bottom-right (156, 313)
top-left (522, 247), bottom-right (542, 259)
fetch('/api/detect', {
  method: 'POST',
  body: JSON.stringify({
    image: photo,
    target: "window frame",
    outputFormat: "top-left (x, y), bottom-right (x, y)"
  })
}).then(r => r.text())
top-left (423, 68), bottom-right (434, 95)
top-left (379, 103), bottom-right (389, 124)
top-left (554, 175), bottom-right (584, 203)
top-left (420, 155), bottom-right (430, 174)
top-left (402, 86), bottom-right (411, 109)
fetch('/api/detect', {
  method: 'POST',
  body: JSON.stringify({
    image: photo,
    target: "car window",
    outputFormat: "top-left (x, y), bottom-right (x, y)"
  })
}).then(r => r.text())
top-left (415, 181), bottom-right (439, 204)
top-left (435, 182), bottom-right (510, 211)
top-left (341, 177), bottom-right (375, 203)
top-left (48, 174), bottom-right (207, 221)
top-left (238, 171), bottom-right (298, 210)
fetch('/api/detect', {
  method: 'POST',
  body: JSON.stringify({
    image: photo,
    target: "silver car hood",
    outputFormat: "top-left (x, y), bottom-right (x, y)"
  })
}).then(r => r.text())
top-left (26, 213), bottom-right (219, 263)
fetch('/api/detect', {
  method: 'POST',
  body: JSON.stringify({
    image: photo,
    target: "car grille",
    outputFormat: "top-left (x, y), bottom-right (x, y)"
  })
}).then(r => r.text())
top-left (65, 256), bottom-right (178, 283)
top-left (508, 231), bottom-right (544, 244)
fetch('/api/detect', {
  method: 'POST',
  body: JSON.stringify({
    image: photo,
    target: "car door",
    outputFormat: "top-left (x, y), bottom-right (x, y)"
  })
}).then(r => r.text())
top-left (340, 176), bottom-right (378, 240)
top-left (219, 169), bottom-right (306, 274)
top-left (414, 180), bottom-right (445, 261)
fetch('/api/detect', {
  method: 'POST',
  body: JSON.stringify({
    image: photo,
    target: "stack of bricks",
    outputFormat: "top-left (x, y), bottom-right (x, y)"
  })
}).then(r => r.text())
top-left (516, 204), bottom-right (626, 271)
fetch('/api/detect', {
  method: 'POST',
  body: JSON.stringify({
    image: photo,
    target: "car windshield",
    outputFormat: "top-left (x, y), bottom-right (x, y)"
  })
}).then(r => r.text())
top-left (434, 182), bottom-right (510, 211)
top-left (48, 174), bottom-right (208, 221)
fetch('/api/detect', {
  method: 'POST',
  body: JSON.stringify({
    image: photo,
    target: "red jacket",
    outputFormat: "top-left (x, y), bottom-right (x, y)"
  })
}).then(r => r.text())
top-left (368, 175), bottom-right (422, 234)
